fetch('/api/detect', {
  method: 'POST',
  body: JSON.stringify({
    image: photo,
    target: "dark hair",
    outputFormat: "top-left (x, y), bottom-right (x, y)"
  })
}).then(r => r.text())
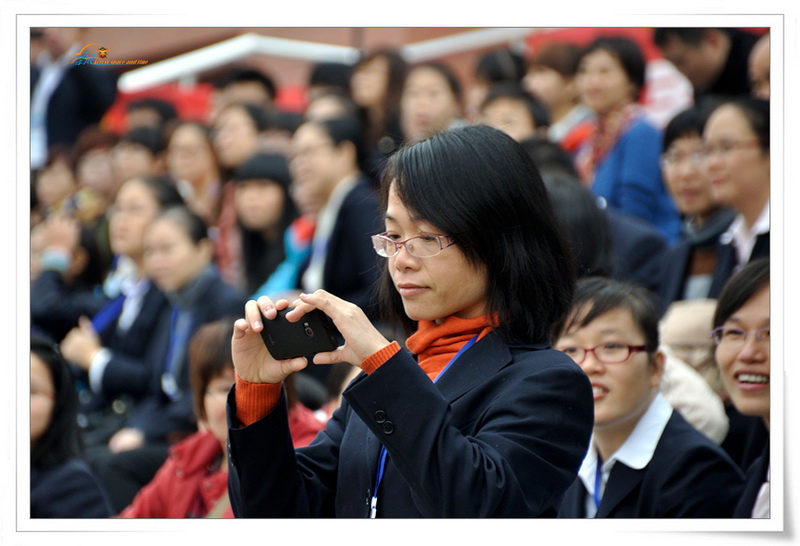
top-left (267, 110), bottom-right (305, 135)
top-left (481, 82), bottom-right (551, 128)
top-left (217, 102), bottom-right (270, 133)
top-left (379, 124), bottom-right (575, 344)
top-left (475, 48), bottom-right (526, 83)
top-left (219, 68), bottom-right (277, 101)
top-left (552, 276), bottom-right (660, 354)
top-left (408, 62), bottom-right (463, 103)
top-left (30, 335), bottom-right (82, 468)
top-left (153, 204), bottom-right (209, 245)
top-left (71, 125), bottom-right (119, 171)
top-left (125, 174), bottom-right (185, 210)
top-left (233, 153), bottom-right (299, 294)
top-left (188, 318), bottom-right (235, 423)
top-left (304, 115), bottom-right (367, 173)
top-left (307, 89), bottom-right (360, 120)
top-left (309, 62), bottom-right (353, 91)
top-left (126, 98), bottom-right (178, 124)
top-left (529, 42), bottom-right (583, 78)
top-left (662, 105), bottom-right (712, 152)
top-left (353, 48), bottom-right (408, 149)
top-left (653, 28), bottom-right (724, 48)
top-left (119, 126), bottom-right (164, 156)
top-left (579, 36), bottom-right (646, 100)
top-left (541, 172), bottom-right (614, 279)
top-left (712, 258), bottom-right (769, 330)
top-left (712, 98), bottom-right (770, 153)
top-left (518, 135), bottom-right (579, 179)
top-left (165, 120), bottom-right (220, 168)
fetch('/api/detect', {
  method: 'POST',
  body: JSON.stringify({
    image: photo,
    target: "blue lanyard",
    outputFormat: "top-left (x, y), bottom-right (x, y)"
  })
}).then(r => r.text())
top-left (593, 456), bottom-right (603, 511)
top-left (90, 294), bottom-right (126, 333)
top-left (369, 334), bottom-right (479, 518)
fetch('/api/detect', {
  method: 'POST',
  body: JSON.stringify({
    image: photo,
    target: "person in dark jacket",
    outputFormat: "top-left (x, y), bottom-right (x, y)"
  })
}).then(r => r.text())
top-left (553, 277), bottom-right (744, 518)
top-left (226, 125), bottom-right (594, 518)
top-left (30, 334), bottom-right (113, 518)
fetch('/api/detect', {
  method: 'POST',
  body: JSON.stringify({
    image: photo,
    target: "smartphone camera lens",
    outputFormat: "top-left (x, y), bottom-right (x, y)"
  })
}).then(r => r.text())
top-left (303, 322), bottom-right (314, 337)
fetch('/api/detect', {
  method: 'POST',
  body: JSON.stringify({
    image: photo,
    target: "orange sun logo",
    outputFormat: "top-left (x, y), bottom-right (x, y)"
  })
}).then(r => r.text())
top-left (98, 47), bottom-right (108, 58)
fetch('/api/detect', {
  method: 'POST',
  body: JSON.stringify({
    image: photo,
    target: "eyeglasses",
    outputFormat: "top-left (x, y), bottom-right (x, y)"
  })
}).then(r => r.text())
top-left (371, 233), bottom-right (456, 258)
top-left (700, 139), bottom-right (762, 159)
top-left (710, 326), bottom-right (770, 346)
top-left (660, 150), bottom-right (705, 169)
top-left (556, 343), bottom-right (649, 365)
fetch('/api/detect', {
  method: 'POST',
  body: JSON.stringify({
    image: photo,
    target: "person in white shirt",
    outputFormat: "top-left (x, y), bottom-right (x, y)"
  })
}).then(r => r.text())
top-left (553, 276), bottom-right (744, 517)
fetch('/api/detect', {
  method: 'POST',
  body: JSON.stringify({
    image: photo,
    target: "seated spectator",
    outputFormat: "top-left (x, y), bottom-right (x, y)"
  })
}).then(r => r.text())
top-left (33, 145), bottom-right (78, 220)
top-left (112, 126), bottom-right (165, 184)
top-left (59, 175), bottom-right (184, 456)
top-left (553, 277), bottom-right (744, 517)
top-left (31, 214), bottom-right (107, 343)
top-left (712, 258), bottom-right (770, 517)
top-left (91, 205), bottom-right (247, 513)
top-left (117, 318), bottom-right (324, 518)
top-left (400, 62), bottom-right (467, 145)
top-left (702, 98), bottom-right (770, 297)
top-left (165, 121), bottom-right (223, 227)
top-left (479, 82), bottom-right (550, 142)
top-left (523, 41), bottom-right (594, 155)
top-left (30, 334), bottom-right (114, 518)
top-left (232, 153), bottom-right (299, 296)
top-left (574, 36), bottom-right (682, 244)
top-left (656, 105), bottom-right (737, 312)
top-left (654, 28), bottom-right (760, 104)
top-left (748, 32), bottom-right (770, 100)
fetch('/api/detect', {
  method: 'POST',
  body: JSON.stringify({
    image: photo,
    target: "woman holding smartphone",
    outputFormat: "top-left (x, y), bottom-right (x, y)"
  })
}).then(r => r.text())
top-left (226, 124), bottom-right (594, 518)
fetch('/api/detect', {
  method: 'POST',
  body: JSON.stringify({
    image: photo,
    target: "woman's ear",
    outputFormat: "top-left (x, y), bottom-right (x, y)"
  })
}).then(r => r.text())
top-left (198, 238), bottom-right (215, 263)
top-left (650, 349), bottom-right (666, 389)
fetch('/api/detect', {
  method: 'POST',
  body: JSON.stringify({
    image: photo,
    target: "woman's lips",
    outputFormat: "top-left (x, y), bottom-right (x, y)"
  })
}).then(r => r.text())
top-left (396, 283), bottom-right (427, 297)
top-left (735, 372), bottom-right (770, 391)
top-left (591, 382), bottom-right (608, 401)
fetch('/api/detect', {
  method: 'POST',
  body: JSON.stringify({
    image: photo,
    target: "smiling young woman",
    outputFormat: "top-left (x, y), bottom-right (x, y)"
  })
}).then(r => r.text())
top-left (225, 124), bottom-right (594, 518)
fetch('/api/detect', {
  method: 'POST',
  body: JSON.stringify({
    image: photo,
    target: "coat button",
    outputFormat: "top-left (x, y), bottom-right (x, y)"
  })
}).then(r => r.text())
top-left (374, 410), bottom-right (387, 424)
top-left (382, 421), bottom-right (395, 435)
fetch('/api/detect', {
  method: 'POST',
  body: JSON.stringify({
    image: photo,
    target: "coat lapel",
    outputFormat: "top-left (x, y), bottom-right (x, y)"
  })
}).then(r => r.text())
top-left (596, 462), bottom-right (644, 517)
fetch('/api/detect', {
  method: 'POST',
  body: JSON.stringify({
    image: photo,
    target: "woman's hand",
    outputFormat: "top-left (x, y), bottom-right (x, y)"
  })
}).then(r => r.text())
top-left (287, 290), bottom-right (391, 369)
top-left (60, 316), bottom-right (102, 371)
top-left (108, 427), bottom-right (144, 453)
top-left (231, 297), bottom-right (309, 384)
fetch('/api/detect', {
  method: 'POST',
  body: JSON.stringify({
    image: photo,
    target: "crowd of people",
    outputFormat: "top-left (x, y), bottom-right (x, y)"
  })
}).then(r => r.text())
top-left (29, 26), bottom-right (771, 520)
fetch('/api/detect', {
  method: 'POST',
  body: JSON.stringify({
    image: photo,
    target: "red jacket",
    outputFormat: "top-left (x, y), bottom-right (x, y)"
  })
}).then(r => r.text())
top-left (119, 404), bottom-right (324, 518)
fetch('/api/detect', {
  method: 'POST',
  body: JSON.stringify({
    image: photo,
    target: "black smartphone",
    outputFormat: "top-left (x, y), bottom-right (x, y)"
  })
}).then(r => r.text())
top-left (259, 307), bottom-right (341, 360)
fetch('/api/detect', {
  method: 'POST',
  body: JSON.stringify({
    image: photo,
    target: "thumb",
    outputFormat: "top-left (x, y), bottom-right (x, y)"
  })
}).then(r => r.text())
top-left (78, 316), bottom-right (96, 335)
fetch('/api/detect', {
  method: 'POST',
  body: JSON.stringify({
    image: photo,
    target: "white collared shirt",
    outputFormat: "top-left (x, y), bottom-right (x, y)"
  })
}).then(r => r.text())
top-left (719, 202), bottom-right (769, 273)
top-left (578, 392), bottom-right (673, 517)
top-left (301, 175), bottom-right (359, 293)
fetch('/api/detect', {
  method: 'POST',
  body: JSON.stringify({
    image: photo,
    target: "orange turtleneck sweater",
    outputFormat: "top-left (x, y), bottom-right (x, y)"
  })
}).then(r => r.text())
top-left (234, 315), bottom-right (493, 426)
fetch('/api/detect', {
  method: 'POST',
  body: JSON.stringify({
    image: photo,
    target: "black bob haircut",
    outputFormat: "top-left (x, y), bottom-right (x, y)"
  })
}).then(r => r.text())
top-left (482, 82), bottom-right (552, 128)
top-left (551, 276), bottom-right (660, 355)
top-left (713, 257), bottom-right (769, 330)
top-left (579, 36), bottom-right (646, 101)
top-left (30, 334), bottom-right (83, 469)
top-left (378, 124), bottom-right (576, 344)
top-left (662, 103), bottom-right (718, 152)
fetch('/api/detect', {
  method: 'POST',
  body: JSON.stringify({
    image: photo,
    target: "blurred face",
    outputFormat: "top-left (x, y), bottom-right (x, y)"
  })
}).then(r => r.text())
top-left (715, 284), bottom-right (770, 426)
top-left (401, 67), bottom-right (461, 143)
top-left (289, 124), bottom-right (345, 209)
top-left (30, 353), bottom-right (55, 447)
top-left (112, 142), bottom-right (157, 183)
top-left (144, 217), bottom-right (211, 293)
top-left (42, 28), bottom-right (81, 58)
top-left (702, 105), bottom-right (770, 213)
top-left (212, 106), bottom-right (260, 169)
top-left (220, 82), bottom-right (272, 110)
top-left (108, 179), bottom-right (161, 260)
top-left (523, 65), bottom-right (576, 112)
top-left (351, 56), bottom-right (389, 109)
top-left (76, 148), bottom-right (116, 197)
top-left (658, 34), bottom-right (721, 93)
top-left (576, 49), bottom-right (636, 115)
top-left (203, 369), bottom-right (235, 447)
top-left (385, 184), bottom-right (488, 323)
top-left (36, 157), bottom-right (76, 208)
top-left (555, 307), bottom-right (662, 435)
top-left (235, 179), bottom-right (285, 232)
top-left (167, 124), bottom-right (218, 184)
top-left (480, 97), bottom-right (536, 142)
top-left (749, 36), bottom-right (770, 100)
top-left (662, 135), bottom-right (717, 219)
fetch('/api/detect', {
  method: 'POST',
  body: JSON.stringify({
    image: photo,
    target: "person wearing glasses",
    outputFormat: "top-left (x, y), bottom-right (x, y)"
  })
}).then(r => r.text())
top-left (554, 276), bottom-right (744, 518)
top-left (702, 98), bottom-right (770, 297)
top-left (225, 124), bottom-right (594, 518)
top-left (655, 105), bottom-right (737, 314)
top-left (711, 257), bottom-right (770, 518)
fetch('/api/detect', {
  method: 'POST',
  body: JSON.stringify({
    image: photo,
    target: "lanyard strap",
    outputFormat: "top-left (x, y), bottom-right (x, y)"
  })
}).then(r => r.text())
top-left (594, 457), bottom-right (603, 511)
top-left (369, 334), bottom-right (479, 518)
